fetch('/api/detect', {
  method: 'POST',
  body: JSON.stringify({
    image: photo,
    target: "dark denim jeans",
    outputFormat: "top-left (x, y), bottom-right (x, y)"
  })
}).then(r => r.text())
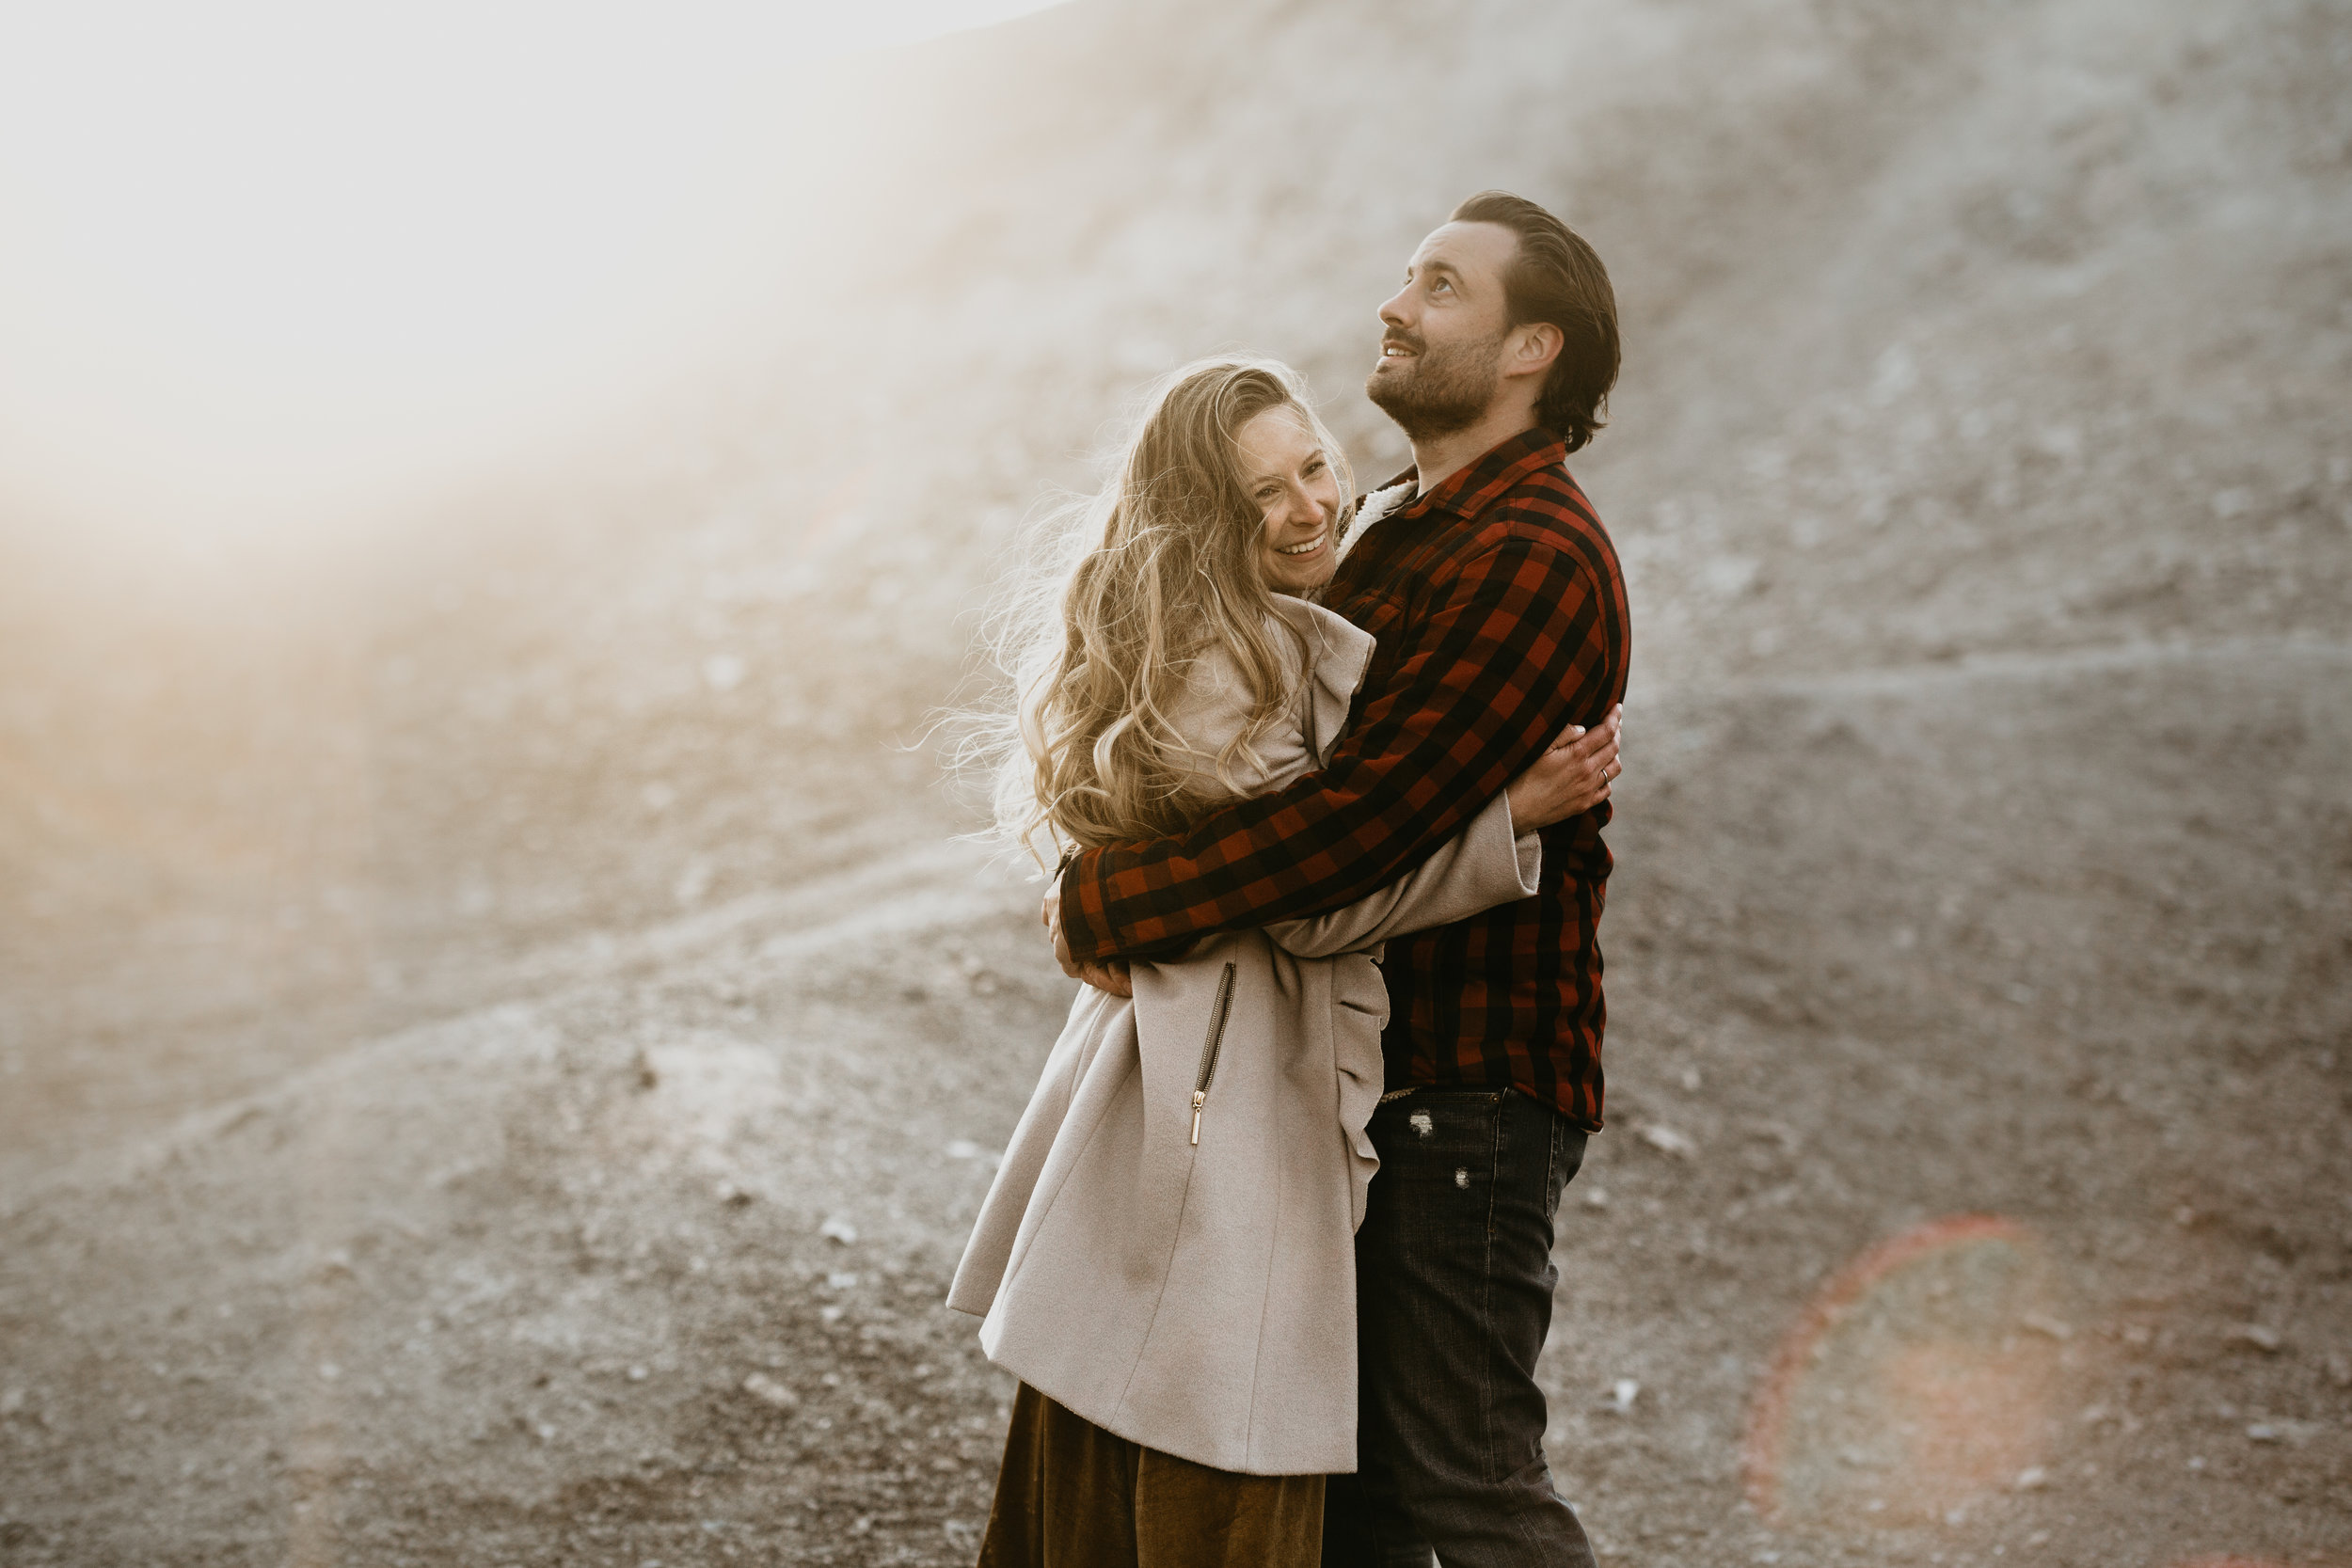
top-left (1322, 1089), bottom-right (1594, 1568)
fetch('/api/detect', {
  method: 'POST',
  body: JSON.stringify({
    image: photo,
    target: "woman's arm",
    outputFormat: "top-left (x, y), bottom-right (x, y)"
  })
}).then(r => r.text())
top-left (1258, 711), bottom-right (1621, 958)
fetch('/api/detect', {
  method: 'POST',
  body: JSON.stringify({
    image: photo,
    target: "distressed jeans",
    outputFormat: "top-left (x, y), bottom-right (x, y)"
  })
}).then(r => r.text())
top-left (1321, 1089), bottom-right (1595, 1568)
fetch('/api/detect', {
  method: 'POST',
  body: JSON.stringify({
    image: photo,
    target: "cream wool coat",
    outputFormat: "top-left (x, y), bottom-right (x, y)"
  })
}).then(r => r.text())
top-left (946, 595), bottom-right (1543, 1476)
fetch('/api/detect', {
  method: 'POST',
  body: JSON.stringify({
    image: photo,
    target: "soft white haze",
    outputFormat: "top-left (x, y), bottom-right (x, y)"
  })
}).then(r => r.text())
top-left (0, 0), bottom-right (1061, 533)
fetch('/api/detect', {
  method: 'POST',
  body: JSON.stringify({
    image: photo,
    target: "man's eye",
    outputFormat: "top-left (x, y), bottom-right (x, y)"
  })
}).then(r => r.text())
top-left (1431, 278), bottom-right (1454, 294)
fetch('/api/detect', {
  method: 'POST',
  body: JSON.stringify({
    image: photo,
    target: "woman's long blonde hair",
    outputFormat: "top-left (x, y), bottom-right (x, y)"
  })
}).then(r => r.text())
top-left (974, 356), bottom-right (1354, 867)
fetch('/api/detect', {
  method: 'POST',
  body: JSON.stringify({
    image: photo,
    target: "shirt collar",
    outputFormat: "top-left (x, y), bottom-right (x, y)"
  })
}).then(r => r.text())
top-left (1384, 426), bottom-right (1568, 521)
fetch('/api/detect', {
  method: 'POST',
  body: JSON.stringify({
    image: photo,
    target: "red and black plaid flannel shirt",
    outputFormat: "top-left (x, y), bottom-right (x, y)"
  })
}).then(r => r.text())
top-left (1057, 426), bottom-right (1630, 1130)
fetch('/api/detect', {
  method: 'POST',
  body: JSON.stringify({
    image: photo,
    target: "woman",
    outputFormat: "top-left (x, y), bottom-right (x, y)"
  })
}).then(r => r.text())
top-left (947, 357), bottom-right (1617, 1564)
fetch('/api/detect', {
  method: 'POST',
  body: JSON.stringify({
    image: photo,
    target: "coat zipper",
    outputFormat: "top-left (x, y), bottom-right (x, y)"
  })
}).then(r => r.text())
top-left (1190, 962), bottom-right (1237, 1146)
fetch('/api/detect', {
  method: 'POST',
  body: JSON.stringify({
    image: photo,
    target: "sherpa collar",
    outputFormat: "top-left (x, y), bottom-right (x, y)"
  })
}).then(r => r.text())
top-left (1332, 480), bottom-right (1416, 565)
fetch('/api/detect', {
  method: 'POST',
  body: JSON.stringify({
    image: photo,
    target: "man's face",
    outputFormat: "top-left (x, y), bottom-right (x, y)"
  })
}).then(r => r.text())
top-left (1365, 220), bottom-right (1518, 442)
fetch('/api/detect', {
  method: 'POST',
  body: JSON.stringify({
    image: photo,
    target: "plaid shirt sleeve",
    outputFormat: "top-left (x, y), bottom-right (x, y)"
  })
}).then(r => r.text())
top-left (1058, 534), bottom-right (1614, 964)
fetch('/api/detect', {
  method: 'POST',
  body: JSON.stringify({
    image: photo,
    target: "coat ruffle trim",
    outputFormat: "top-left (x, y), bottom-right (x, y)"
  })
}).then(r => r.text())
top-left (1265, 594), bottom-right (1383, 1226)
top-left (1269, 594), bottom-right (1375, 764)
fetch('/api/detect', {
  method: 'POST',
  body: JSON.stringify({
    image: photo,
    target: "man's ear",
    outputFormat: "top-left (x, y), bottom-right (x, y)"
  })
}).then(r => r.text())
top-left (1503, 321), bottom-right (1564, 383)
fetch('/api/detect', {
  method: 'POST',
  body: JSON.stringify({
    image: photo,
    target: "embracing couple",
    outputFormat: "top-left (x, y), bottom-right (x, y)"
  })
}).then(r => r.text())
top-left (947, 190), bottom-right (1630, 1567)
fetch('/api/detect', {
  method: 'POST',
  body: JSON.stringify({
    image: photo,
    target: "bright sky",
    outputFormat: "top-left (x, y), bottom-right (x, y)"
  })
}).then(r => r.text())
top-left (0, 1), bottom-right (1062, 535)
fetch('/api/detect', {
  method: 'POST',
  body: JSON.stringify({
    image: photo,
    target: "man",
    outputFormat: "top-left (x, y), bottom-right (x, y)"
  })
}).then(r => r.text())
top-left (1050, 190), bottom-right (1628, 1565)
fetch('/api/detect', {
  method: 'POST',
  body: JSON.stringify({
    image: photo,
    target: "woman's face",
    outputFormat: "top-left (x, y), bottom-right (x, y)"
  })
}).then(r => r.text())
top-left (1234, 404), bottom-right (1343, 594)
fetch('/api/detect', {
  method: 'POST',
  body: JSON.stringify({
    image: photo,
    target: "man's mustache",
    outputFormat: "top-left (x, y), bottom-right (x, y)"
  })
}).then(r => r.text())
top-left (1380, 331), bottom-right (1424, 356)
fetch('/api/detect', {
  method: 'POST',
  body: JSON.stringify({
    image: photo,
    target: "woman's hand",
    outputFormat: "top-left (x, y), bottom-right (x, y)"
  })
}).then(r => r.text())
top-left (1042, 880), bottom-right (1135, 997)
top-left (1505, 705), bottom-right (1623, 831)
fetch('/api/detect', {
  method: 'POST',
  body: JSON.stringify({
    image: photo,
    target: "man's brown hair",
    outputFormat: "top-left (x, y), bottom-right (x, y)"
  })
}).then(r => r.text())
top-left (1450, 190), bottom-right (1619, 451)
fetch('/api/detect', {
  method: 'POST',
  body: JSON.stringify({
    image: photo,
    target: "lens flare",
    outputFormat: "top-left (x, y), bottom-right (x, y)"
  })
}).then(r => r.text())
top-left (1744, 1214), bottom-right (2074, 1529)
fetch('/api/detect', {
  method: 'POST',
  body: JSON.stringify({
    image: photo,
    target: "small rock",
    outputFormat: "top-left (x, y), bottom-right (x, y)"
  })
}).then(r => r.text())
top-left (1602, 1378), bottom-right (1639, 1414)
top-left (714, 1180), bottom-right (752, 1207)
top-left (2230, 1323), bottom-right (2284, 1354)
top-left (1638, 1123), bottom-right (1695, 1158)
top-left (946, 1140), bottom-right (983, 1160)
top-left (2021, 1313), bottom-right (2073, 1340)
top-left (2246, 1423), bottom-right (2280, 1443)
top-left (1581, 1187), bottom-right (1610, 1211)
top-left (2013, 1466), bottom-right (2049, 1491)
top-left (742, 1372), bottom-right (799, 1410)
top-left (826, 1271), bottom-right (860, 1291)
top-left (818, 1217), bottom-right (859, 1245)
top-left (628, 1366), bottom-right (648, 1382)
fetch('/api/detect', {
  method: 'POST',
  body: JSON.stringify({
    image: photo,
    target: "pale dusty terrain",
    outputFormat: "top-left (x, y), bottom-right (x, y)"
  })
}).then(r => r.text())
top-left (3, 0), bottom-right (2349, 1563)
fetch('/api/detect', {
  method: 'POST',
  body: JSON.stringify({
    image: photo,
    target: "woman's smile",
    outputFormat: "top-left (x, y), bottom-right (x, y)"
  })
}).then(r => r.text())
top-left (1236, 404), bottom-right (1344, 591)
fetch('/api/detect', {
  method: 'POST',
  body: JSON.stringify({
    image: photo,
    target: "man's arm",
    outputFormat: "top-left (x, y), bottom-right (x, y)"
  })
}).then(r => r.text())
top-left (1058, 533), bottom-right (1619, 965)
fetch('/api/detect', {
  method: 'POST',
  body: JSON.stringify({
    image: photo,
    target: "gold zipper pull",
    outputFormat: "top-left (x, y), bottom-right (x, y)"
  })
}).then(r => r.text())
top-left (1190, 1089), bottom-right (1206, 1146)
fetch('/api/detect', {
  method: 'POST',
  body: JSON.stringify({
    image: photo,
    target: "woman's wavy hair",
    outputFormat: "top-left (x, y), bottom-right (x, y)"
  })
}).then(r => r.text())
top-left (966, 356), bottom-right (1353, 867)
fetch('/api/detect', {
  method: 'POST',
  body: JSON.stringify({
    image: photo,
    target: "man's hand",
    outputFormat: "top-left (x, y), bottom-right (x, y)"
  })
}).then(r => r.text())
top-left (1504, 704), bottom-right (1623, 830)
top-left (1042, 879), bottom-right (1134, 997)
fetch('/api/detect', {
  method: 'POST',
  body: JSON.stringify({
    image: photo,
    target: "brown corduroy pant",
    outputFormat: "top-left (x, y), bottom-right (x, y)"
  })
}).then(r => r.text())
top-left (975, 1384), bottom-right (1325, 1568)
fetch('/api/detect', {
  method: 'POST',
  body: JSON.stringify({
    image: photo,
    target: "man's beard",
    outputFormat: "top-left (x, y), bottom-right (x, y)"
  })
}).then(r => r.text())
top-left (1365, 325), bottom-right (1506, 442)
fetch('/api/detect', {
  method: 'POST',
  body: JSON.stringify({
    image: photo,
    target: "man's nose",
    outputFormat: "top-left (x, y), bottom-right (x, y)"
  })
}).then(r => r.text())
top-left (1377, 285), bottom-right (1413, 330)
